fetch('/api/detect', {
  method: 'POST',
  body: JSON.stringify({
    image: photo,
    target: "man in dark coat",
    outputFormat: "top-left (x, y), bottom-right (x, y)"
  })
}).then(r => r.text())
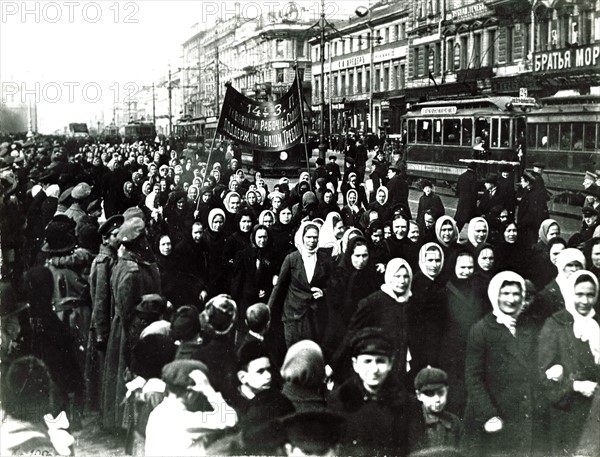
top-left (455, 164), bottom-right (479, 231)
top-left (386, 165), bottom-right (412, 220)
top-left (478, 173), bottom-right (511, 219)
top-left (311, 158), bottom-right (328, 189)
top-left (497, 164), bottom-right (517, 216)
top-left (328, 328), bottom-right (407, 456)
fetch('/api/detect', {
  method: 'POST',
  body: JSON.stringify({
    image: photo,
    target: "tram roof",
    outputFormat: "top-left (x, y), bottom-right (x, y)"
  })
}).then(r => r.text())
top-left (411, 96), bottom-right (514, 111)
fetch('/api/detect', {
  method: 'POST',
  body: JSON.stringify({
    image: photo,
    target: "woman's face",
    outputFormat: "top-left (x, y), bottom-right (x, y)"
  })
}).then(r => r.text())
top-left (303, 227), bottom-right (319, 250)
top-left (388, 266), bottom-right (410, 296)
top-left (239, 215), bottom-right (253, 233)
top-left (547, 224), bottom-right (560, 241)
top-left (563, 261), bottom-right (583, 278)
top-left (272, 196), bottom-right (282, 209)
top-left (323, 192), bottom-right (333, 204)
top-left (592, 243), bottom-right (600, 268)
top-left (334, 220), bottom-right (345, 240)
top-left (407, 223), bottom-right (419, 243)
top-left (473, 221), bottom-right (488, 244)
top-left (504, 224), bottom-right (518, 244)
top-left (262, 214), bottom-right (274, 227)
top-left (384, 225), bottom-right (392, 239)
top-left (255, 228), bottom-right (268, 249)
top-left (478, 248), bottom-right (495, 272)
top-left (201, 192), bottom-right (210, 203)
top-left (371, 228), bottom-right (383, 245)
top-left (188, 187), bottom-right (198, 200)
top-left (152, 183), bottom-right (160, 194)
top-left (499, 210), bottom-right (509, 224)
top-left (230, 180), bottom-right (240, 192)
top-left (347, 192), bottom-right (357, 206)
top-left (423, 249), bottom-right (442, 278)
top-left (549, 243), bottom-right (565, 265)
top-left (211, 214), bottom-right (225, 232)
top-left (247, 192), bottom-right (257, 206)
top-left (455, 254), bottom-right (474, 279)
top-left (497, 283), bottom-right (523, 316)
top-left (124, 182), bottom-right (133, 193)
top-left (574, 280), bottom-right (597, 316)
top-left (279, 207), bottom-right (292, 225)
top-left (159, 235), bottom-right (172, 256)
top-left (392, 217), bottom-right (408, 240)
top-left (183, 182), bottom-right (190, 192)
top-left (376, 190), bottom-right (386, 205)
top-left (440, 222), bottom-right (454, 244)
top-left (351, 244), bottom-right (369, 270)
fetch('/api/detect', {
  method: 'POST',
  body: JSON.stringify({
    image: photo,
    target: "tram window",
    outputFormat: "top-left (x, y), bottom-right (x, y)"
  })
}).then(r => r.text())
top-left (462, 118), bottom-right (473, 146)
top-left (527, 124), bottom-right (537, 149)
top-left (537, 124), bottom-right (548, 148)
top-left (408, 119), bottom-right (416, 143)
top-left (443, 119), bottom-right (460, 144)
top-left (500, 119), bottom-right (510, 147)
top-left (491, 118), bottom-right (500, 147)
top-left (548, 124), bottom-right (559, 150)
top-left (572, 123), bottom-right (583, 150)
top-left (433, 119), bottom-right (442, 144)
top-left (417, 119), bottom-right (432, 143)
top-left (559, 124), bottom-right (572, 150)
top-left (583, 123), bottom-right (596, 151)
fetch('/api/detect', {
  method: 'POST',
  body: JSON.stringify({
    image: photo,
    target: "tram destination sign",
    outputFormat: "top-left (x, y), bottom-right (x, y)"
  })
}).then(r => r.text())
top-left (533, 44), bottom-right (600, 73)
top-left (421, 107), bottom-right (457, 115)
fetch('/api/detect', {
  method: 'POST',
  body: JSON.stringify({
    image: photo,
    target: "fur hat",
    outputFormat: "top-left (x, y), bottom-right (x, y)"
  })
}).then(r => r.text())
top-left (200, 294), bottom-right (237, 336)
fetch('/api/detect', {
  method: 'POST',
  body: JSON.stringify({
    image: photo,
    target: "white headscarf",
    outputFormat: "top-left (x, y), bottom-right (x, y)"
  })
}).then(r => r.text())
top-left (375, 186), bottom-right (388, 205)
top-left (488, 271), bottom-right (526, 336)
top-left (318, 212), bottom-right (342, 254)
top-left (564, 270), bottom-right (600, 364)
top-left (381, 258), bottom-right (413, 303)
top-left (418, 242), bottom-right (445, 281)
top-left (467, 217), bottom-right (489, 248)
top-left (435, 215), bottom-right (458, 248)
top-left (340, 227), bottom-right (363, 254)
top-left (555, 248), bottom-right (587, 303)
top-left (294, 221), bottom-right (321, 282)
top-left (208, 208), bottom-right (226, 232)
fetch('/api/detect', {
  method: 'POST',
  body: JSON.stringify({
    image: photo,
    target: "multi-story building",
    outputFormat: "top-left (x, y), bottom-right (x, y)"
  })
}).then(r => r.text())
top-left (181, 8), bottom-right (316, 122)
top-left (310, 0), bottom-right (410, 135)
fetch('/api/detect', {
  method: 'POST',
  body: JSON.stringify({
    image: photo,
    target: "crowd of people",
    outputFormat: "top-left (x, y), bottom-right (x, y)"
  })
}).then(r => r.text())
top-left (0, 134), bottom-right (599, 457)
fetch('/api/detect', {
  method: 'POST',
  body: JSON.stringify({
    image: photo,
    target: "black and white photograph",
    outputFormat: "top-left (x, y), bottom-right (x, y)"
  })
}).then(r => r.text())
top-left (1, 0), bottom-right (599, 455)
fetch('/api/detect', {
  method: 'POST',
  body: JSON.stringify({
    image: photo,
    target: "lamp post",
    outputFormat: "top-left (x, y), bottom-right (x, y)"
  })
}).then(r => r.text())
top-left (318, 0), bottom-right (327, 160)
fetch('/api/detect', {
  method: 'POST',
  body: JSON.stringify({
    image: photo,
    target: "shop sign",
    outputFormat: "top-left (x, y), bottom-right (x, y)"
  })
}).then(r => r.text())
top-left (445, 3), bottom-right (490, 22)
top-left (533, 44), bottom-right (600, 73)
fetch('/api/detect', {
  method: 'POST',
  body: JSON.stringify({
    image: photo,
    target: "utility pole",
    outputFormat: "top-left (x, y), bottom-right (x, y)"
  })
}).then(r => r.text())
top-left (318, 0), bottom-right (326, 160)
top-left (152, 83), bottom-right (156, 125)
top-left (168, 65), bottom-right (173, 136)
top-left (215, 29), bottom-right (220, 116)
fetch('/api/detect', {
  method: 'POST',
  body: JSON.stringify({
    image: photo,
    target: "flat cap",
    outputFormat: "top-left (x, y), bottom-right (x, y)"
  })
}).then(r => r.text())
top-left (484, 173), bottom-right (498, 185)
top-left (414, 365), bottom-right (448, 392)
top-left (71, 182), bottom-right (92, 200)
top-left (161, 359), bottom-right (209, 388)
top-left (351, 327), bottom-right (393, 357)
top-left (117, 217), bottom-right (145, 243)
top-left (533, 162), bottom-right (546, 170)
top-left (98, 214), bottom-right (124, 238)
top-left (582, 206), bottom-right (599, 217)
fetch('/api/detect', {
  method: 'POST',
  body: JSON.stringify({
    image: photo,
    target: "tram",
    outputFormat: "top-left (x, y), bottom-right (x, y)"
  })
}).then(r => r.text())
top-left (121, 121), bottom-right (157, 143)
top-left (174, 118), bottom-right (205, 157)
top-left (401, 96), bottom-right (526, 185)
top-left (526, 92), bottom-right (600, 193)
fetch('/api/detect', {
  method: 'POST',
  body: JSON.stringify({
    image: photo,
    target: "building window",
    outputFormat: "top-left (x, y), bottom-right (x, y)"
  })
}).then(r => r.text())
top-left (394, 24), bottom-right (399, 41)
top-left (314, 77), bottom-right (319, 99)
top-left (296, 39), bottom-right (305, 57)
top-left (383, 67), bottom-right (389, 91)
top-left (333, 75), bottom-right (338, 96)
top-left (460, 35), bottom-right (468, 69)
top-left (400, 64), bottom-right (405, 89)
top-left (349, 71), bottom-right (354, 95)
top-left (276, 40), bottom-right (284, 58)
top-left (414, 47), bottom-right (420, 77)
top-left (276, 68), bottom-right (284, 83)
top-left (400, 23), bottom-right (406, 40)
top-left (357, 71), bottom-right (363, 92)
top-left (473, 33), bottom-right (481, 67)
top-left (358, 35), bottom-right (363, 49)
top-left (393, 65), bottom-right (398, 89)
top-left (488, 30), bottom-right (496, 66)
top-left (366, 69), bottom-right (371, 91)
top-left (385, 28), bottom-right (390, 43)
top-left (434, 42), bottom-right (441, 74)
top-left (447, 38), bottom-right (454, 71)
top-left (341, 73), bottom-right (346, 96)
top-left (506, 27), bottom-right (513, 62)
top-left (349, 36), bottom-right (353, 52)
top-left (375, 68), bottom-right (381, 92)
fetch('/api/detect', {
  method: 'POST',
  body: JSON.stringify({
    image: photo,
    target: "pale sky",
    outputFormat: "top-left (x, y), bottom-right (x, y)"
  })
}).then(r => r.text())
top-left (1, 0), bottom-right (365, 133)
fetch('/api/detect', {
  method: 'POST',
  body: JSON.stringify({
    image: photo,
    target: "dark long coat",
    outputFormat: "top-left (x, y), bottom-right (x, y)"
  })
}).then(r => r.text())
top-left (267, 249), bottom-right (331, 348)
top-left (538, 310), bottom-right (600, 455)
top-left (102, 248), bottom-right (161, 429)
top-left (454, 169), bottom-right (478, 228)
top-left (517, 185), bottom-right (550, 247)
top-left (464, 314), bottom-right (538, 456)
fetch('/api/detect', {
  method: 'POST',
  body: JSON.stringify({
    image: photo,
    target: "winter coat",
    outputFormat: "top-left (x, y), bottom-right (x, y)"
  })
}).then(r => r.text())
top-left (417, 193), bottom-right (445, 225)
top-left (454, 169), bottom-right (478, 227)
top-left (518, 186), bottom-right (550, 247)
top-left (538, 309), bottom-right (600, 455)
top-left (102, 248), bottom-right (161, 429)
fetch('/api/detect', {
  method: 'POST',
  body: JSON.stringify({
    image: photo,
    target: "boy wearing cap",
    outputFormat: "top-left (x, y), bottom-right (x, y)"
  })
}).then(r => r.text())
top-left (407, 366), bottom-right (463, 454)
top-left (328, 327), bottom-right (407, 456)
top-left (417, 180), bottom-right (445, 225)
top-left (145, 360), bottom-right (238, 456)
top-left (325, 155), bottom-right (341, 192)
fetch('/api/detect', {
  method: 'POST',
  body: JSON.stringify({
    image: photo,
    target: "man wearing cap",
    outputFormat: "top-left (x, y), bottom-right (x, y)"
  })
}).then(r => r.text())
top-left (407, 366), bottom-right (463, 454)
top-left (102, 217), bottom-right (161, 430)
top-left (478, 173), bottom-right (510, 218)
top-left (145, 360), bottom-right (238, 456)
top-left (281, 410), bottom-right (345, 457)
top-left (311, 157), bottom-right (328, 189)
top-left (497, 164), bottom-right (517, 215)
top-left (386, 165), bottom-right (412, 220)
top-left (578, 206), bottom-right (599, 243)
top-left (328, 327), bottom-right (407, 456)
top-left (325, 155), bottom-right (341, 192)
top-left (64, 182), bottom-right (92, 229)
top-left (86, 215), bottom-right (124, 411)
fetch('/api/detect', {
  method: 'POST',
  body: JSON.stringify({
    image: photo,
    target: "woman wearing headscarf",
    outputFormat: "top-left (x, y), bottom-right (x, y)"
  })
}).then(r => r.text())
top-left (340, 188), bottom-right (364, 228)
top-left (358, 209), bottom-right (380, 232)
top-left (434, 215), bottom-right (460, 282)
top-left (323, 236), bottom-right (380, 362)
top-left (269, 203), bottom-right (296, 273)
top-left (222, 191), bottom-right (242, 237)
top-left (200, 208), bottom-right (228, 298)
top-left (332, 258), bottom-right (412, 385)
top-left (116, 181), bottom-right (139, 215)
top-left (385, 215), bottom-right (419, 269)
top-left (439, 248), bottom-right (489, 416)
top-left (231, 224), bottom-right (277, 336)
top-left (340, 171), bottom-right (368, 208)
top-left (528, 219), bottom-right (562, 288)
top-left (242, 189), bottom-right (262, 220)
top-left (267, 221), bottom-right (332, 349)
top-left (409, 242), bottom-right (447, 375)
top-left (366, 220), bottom-right (390, 276)
top-left (466, 216), bottom-right (489, 251)
top-left (473, 243), bottom-right (497, 301)
top-left (531, 248), bottom-right (586, 326)
top-left (464, 271), bottom-right (538, 456)
top-left (318, 212), bottom-right (344, 257)
top-left (258, 209), bottom-right (276, 229)
top-left (367, 186), bottom-right (392, 222)
top-left (538, 270), bottom-right (600, 456)
top-left (223, 208), bottom-right (254, 269)
top-left (494, 220), bottom-right (527, 276)
top-left (163, 190), bottom-right (194, 247)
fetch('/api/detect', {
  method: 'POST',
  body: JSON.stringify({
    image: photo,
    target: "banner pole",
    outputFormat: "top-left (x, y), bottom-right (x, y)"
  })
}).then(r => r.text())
top-left (295, 62), bottom-right (312, 190)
